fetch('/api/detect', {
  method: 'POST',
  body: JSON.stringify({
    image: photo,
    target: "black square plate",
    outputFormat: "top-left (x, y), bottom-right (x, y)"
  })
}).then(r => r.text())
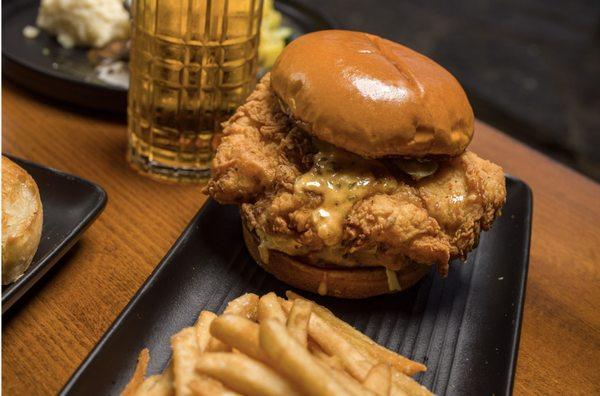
top-left (61, 176), bottom-right (531, 396)
top-left (2, 156), bottom-right (107, 313)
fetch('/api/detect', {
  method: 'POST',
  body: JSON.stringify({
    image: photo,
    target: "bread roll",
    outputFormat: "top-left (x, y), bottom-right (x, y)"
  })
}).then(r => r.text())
top-left (2, 157), bottom-right (43, 285)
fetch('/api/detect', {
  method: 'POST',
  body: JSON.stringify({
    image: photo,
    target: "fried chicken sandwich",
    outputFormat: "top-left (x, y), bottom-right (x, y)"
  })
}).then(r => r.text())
top-left (206, 30), bottom-right (506, 298)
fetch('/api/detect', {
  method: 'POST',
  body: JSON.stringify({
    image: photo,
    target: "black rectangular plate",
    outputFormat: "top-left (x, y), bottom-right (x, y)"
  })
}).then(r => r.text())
top-left (2, 156), bottom-right (107, 313)
top-left (61, 176), bottom-right (531, 396)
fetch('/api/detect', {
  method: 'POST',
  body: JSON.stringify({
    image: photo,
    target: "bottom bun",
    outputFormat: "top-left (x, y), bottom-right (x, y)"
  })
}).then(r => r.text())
top-left (242, 223), bottom-right (430, 299)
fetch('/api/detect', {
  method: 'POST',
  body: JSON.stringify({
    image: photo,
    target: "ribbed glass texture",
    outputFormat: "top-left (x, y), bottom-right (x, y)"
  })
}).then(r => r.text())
top-left (127, 0), bottom-right (263, 182)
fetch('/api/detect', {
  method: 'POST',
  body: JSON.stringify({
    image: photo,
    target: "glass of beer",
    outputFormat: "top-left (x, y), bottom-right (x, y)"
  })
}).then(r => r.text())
top-left (127, 0), bottom-right (264, 182)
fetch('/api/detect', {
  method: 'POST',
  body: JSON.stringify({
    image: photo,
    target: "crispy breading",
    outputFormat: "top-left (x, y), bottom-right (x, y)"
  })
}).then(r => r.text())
top-left (344, 185), bottom-right (452, 275)
top-left (417, 151), bottom-right (506, 259)
top-left (207, 75), bottom-right (506, 274)
top-left (206, 75), bottom-right (313, 203)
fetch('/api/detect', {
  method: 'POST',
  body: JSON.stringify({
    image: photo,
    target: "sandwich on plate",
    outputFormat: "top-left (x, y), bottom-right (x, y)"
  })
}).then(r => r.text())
top-left (207, 30), bottom-right (506, 298)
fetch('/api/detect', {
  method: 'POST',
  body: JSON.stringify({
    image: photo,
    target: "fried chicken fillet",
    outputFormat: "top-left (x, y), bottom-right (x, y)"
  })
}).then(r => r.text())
top-left (207, 31), bottom-right (507, 297)
top-left (207, 75), bottom-right (506, 276)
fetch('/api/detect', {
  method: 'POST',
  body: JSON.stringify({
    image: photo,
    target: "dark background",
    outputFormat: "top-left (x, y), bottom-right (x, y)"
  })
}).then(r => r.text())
top-left (299, 0), bottom-right (600, 181)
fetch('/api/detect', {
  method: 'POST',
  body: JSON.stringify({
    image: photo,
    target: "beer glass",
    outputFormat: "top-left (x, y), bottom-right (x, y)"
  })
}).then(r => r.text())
top-left (127, 0), bottom-right (264, 182)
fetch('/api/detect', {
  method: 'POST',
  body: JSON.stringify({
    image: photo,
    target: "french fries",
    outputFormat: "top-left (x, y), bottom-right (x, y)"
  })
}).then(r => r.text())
top-left (122, 349), bottom-right (149, 396)
top-left (286, 299), bottom-right (312, 348)
top-left (223, 293), bottom-right (259, 320)
top-left (135, 372), bottom-right (174, 396)
top-left (305, 310), bottom-right (374, 381)
top-left (210, 315), bottom-right (267, 363)
top-left (260, 319), bottom-right (349, 396)
top-left (144, 365), bottom-right (174, 396)
top-left (364, 364), bottom-right (392, 396)
top-left (196, 352), bottom-right (299, 396)
top-left (286, 291), bottom-right (427, 376)
top-left (257, 292), bottom-right (286, 323)
top-left (194, 311), bottom-right (217, 352)
top-left (189, 375), bottom-right (240, 396)
top-left (171, 327), bottom-right (200, 395)
top-left (391, 369), bottom-right (434, 396)
top-left (122, 292), bottom-right (432, 396)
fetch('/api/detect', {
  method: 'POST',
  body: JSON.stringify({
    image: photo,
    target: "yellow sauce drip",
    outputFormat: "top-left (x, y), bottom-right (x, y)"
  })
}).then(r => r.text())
top-left (294, 141), bottom-right (398, 247)
top-left (258, 241), bottom-right (270, 264)
top-left (386, 269), bottom-right (401, 291)
top-left (318, 275), bottom-right (328, 296)
top-left (255, 141), bottom-right (406, 269)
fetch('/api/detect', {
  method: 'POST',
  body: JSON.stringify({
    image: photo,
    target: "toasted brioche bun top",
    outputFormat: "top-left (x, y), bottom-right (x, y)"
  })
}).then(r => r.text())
top-left (271, 30), bottom-right (474, 158)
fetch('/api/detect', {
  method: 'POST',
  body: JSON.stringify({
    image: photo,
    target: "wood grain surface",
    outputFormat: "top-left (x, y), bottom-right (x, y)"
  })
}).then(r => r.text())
top-left (2, 80), bottom-right (599, 395)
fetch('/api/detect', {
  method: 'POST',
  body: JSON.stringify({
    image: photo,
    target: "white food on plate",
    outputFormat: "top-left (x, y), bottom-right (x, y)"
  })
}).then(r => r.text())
top-left (22, 25), bottom-right (41, 39)
top-left (2, 157), bottom-right (43, 285)
top-left (36, 0), bottom-right (130, 49)
top-left (95, 60), bottom-right (129, 88)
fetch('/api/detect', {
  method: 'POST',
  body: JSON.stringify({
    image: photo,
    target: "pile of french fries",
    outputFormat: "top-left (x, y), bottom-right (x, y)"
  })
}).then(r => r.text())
top-left (122, 291), bottom-right (433, 396)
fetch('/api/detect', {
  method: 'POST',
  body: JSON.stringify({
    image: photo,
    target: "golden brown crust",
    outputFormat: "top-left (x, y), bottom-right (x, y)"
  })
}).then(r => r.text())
top-left (271, 30), bottom-right (474, 158)
top-left (238, 150), bottom-right (505, 277)
top-left (417, 151), bottom-right (506, 259)
top-left (243, 221), bottom-right (430, 298)
top-left (207, 62), bottom-right (507, 297)
top-left (205, 74), bottom-right (314, 204)
top-left (2, 156), bottom-right (43, 285)
top-left (344, 186), bottom-right (451, 275)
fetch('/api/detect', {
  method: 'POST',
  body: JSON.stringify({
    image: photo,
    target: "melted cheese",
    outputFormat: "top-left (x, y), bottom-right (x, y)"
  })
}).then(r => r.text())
top-left (294, 141), bottom-right (398, 247)
top-left (255, 141), bottom-right (408, 269)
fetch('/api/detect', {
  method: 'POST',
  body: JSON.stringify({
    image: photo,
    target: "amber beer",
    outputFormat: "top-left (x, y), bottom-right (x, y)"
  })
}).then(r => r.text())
top-left (127, 0), bottom-right (263, 182)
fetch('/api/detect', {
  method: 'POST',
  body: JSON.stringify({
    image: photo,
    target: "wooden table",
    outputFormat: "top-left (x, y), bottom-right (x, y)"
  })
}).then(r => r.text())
top-left (3, 80), bottom-right (599, 395)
